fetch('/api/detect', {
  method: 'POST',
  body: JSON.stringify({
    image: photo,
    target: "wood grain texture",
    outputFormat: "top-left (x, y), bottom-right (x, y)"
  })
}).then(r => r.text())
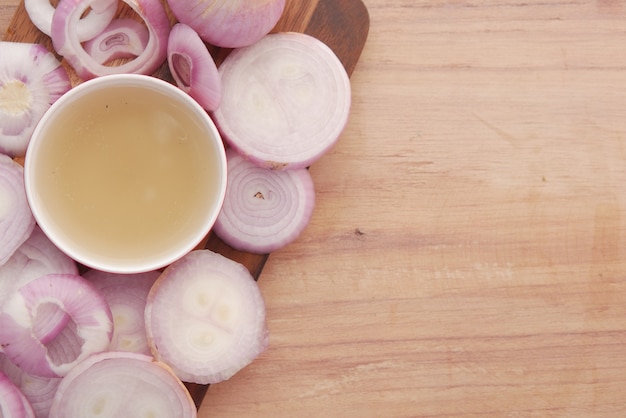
top-left (5, 0), bottom-right (626, 417)
top-left (1, 0), bottom-right (369, 412)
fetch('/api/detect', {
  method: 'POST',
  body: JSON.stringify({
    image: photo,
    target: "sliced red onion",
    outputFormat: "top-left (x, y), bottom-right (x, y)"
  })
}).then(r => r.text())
top-left (0, 225), bottom-right (78, 311)
top-left (0, 274), bottom-right (113, 378)
top-left (83, 18), bottom-right (150, 65)
top-left (51, 0), bottom-right (170, 79)
top-left (167, 23), bottom-right (222, 112)
top-left (83, 269), bottom-right (159, 354)
top-left (49, 351), bottom-right (197, 418)
top-left (0, 370), bottom-right (35, 417)
top-left (0, 42), bottom-right (71, 157)
top-left (212, 32), bottom-right (352, 170)
top-left (0, 353), bottom-right (60, 418)
top-left (0, 154), bottom-right (35, 267)
top-left (167, 0), bottom-right (285, 48)
top-left (214, 148), bottom-right (315, 254)
top-left (25, 0), bottom-right (117, 41)
top-left (145, 250), bottom-right (269, 384)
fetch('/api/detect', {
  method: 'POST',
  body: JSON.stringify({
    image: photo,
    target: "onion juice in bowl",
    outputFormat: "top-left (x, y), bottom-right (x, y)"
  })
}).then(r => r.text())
top-left (24, 74), bottom-right (227, 274)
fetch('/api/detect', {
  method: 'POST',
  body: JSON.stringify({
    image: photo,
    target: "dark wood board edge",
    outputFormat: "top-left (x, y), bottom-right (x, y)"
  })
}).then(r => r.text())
top-left (2, 0), bottom-right (370, 411)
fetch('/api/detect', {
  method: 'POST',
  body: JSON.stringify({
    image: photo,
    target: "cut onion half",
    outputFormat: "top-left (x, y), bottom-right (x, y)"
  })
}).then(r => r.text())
top-left (0, 274), bottom-right (113, 378)
top-left (0, 154), bottom-right (35, 267)
top-left (83, 18), bottom-right (150, 65)
top-left (167, 0), bottom-right (286, 48)
top-left (83, 269), bottom-right (159, 354)
top-left (49, 351), bottom-right (197, 418)
top-left (51, 0), bottom-right (170, 79)
top-left (25, 0), bottom-right (117, 41)
top-left (167, 23), bottom-right (221, 112)
top-left (145, 250), bottom-right (269, 384)
top-left (0, 370), bottom-right (35, 418)
top-left (214, 148), bottom-right (315, 254)
top-left (0, 42), bottom-right (71, 157)
top-left (212, 32), bottom-right (351, 170)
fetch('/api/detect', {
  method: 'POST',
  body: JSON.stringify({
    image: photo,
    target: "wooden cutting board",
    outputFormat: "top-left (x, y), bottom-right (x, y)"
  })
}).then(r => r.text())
top-left (2, 0), bottom-right (370, 410)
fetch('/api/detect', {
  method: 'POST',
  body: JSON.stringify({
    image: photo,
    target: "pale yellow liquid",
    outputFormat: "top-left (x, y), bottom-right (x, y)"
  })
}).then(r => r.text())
top-left (34, 85), bottom-right (221, 264)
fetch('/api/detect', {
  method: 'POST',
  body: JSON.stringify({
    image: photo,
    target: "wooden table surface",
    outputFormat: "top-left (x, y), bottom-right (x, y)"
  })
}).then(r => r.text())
top-left (4, 0), bottom-right (626, 416)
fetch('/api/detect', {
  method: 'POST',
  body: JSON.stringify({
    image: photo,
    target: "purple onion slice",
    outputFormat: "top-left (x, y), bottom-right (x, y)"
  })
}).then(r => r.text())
top-left (167, 23), bottom-right (222, 112)
top-left (83, 269), bottom-right (159, 354)
top-left (0, 154), bottom-right (35, 266)
top-left (145, 250), bottom-right (269, 384)
top-left (213, 148), bottom-right (316, 254)
top-left (0, 274), bottom-right (113, 378)
top-left (0, 42), bottom-right (71, 157)
top-left (49, 351), bottom-right (196, 418)
top-left (212, 32), bottom-right (351, 170)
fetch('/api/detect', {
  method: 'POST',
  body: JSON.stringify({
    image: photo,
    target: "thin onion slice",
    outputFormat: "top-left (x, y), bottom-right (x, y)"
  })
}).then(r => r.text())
top-left (167, 23), bottom-right (221, 112)
top-left (49, 351), bottom-right (197, 418)
top-left (0, 225), bottom-right (78, 311)
top-left (0, 274), bottom-right (113, 378)
top-left (145, 250), bottom-right (269, 384)
top-left (83, 269), bottom-right (159, 354)
top-left (0, 42), bottom-right (71, 157)
top-left (25, 0), bottom-right (117, 41)
top-left (83, 18), bottom-right (150, 65)
top-left (212, 32), bottom-right (351, 170)
top-left (167, 0), bottom-right (285, 48)
top-left (0, 154), bottom-right (35, 266)
top-left (51, 0), bottom-right (170, 79)
top-left (0, 370), bottom-right (36, 418)
top-left (0, 353), bottom-right (60, 418)
top-left (214, 148), bottom-right (315, 254)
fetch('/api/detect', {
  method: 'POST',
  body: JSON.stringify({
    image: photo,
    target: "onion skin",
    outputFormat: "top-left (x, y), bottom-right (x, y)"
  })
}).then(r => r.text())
top-left (51, 0), bottom-right (170, 79)
top-left (167, 0), bottom-right (286, 48)
top-left (0, 42), bottom-right (71, 157)
top-left (0, 154), bottom-right (36, 267)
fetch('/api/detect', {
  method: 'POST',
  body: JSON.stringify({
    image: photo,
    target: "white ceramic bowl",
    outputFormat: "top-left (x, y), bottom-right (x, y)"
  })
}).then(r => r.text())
top-left (25, 74), bottom-right (227, 273)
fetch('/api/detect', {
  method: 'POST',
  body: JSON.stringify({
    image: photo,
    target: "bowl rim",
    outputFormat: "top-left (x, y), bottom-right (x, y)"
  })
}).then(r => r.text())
top-left (24, 74), bottom-right (227, 274)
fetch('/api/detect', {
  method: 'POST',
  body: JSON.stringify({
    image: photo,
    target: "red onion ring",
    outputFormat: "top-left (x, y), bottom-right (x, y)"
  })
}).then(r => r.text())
top-left (167, 23), bottom-right (222, 112)
top-left (49, 351), bottom-right (197, 418)
top-left (0, 226), bottom-right (78, 312)
top-left (25, 0), bottom-right (117, 41)
top-left (212, 32), bottom-right (352, 170)
top-left (83, 18), bottom-right (150, 65)
top-left (83, 269), bottom-right (159, 354)
top-left (0, 42), bottom-right (71, 157)
top-left (0, 370), bottom-right (35, 417)
top-left (145, 250), bottom-right (269, 384)
top-left (213, 148), bottom-right (316, 254)
top-left (51, 0), bottom-right (170, 79)
top-left (0, 353), bottom-right (60, 418)
top-left (0, 274), bottom-right (113, 378)
top-left (0, 154), bottom-right (35, 266)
